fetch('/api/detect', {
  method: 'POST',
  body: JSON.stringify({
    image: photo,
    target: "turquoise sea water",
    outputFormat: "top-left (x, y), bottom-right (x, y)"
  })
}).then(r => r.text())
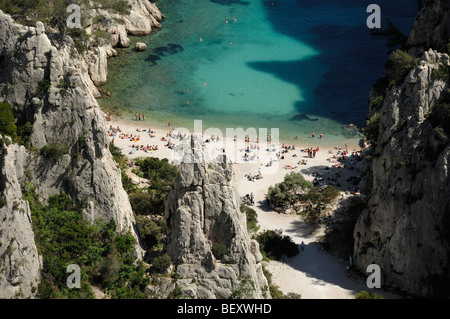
top-left (98, 0), bottom-right (417, 147)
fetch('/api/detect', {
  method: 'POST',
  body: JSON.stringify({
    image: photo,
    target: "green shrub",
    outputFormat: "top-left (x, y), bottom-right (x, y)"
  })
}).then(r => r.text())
top-left (428, 90), bottom-right (450, 140)
top-left (266, 171), bottom-right (339, 217)
top-left (135, 215), bottom-right (166, 250)
top-left (129, 190), bottom-right (164, 215)
top-left (431, 63), bottom-right (450, 83)
top-left (78, 134), bottom-right (86, 151)
top-left (211, 242), bottom-right (228, 260)
top-left (40, 142), bottom-right (69, 161)
top-left (35, 77), bottom-right (51, 95)
top-left (267, 172), bottom-right (313, 208)
top-left (121, 168), bottom-right (137, 194)
top-left (16, 121), bottom-right (33, 147)
top-left (67, 27), bottom-right (90, 54)
top-left (0, 197), bottom-right (6, 208)
top-left (136, 157), bottom-right (178, 192)
top-left (151, 254), bottom-right (172, 273)
top-left (384, 49), bottom-right (419, 88)
top-left (92, 29), bottom-right (113, 47)
top-left (57, 77), bottom-right (75, 96)
top-left (24, 190), bottom-right (150, 299)
top-left (229, 277), bottom-right (256, 299)
top-left (363, 112), bottom-right (381, 145)
top-left (240, 203), bottom-right (259, 233)
top-left (255, 229), bottom-right (299, 260)
top-left (371, 95), bottom-right (384, 112)
top-left (110, 142), bottom-right (125, 164)
top-left (0, 101), bottom-right (17, 137)
top-left (93, 15), bottom-right (107, 24)
top-left (109, 0), bottom-right (132, 14)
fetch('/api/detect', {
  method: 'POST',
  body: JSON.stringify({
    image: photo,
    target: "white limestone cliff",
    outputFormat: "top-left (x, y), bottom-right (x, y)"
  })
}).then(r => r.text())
top-left (0, 10), bottom-right (143, 298)
top-left (163, 135), bottom-right (269, 299)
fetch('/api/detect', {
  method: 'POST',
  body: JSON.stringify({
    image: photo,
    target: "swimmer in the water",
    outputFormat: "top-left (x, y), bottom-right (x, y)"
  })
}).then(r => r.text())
top-left (184, 101), bottom-right (190, 105)
top-left (203, 82), bottom-right (207, 87)
top-left (225, 19), bottom-right (229, 23)
top-left (229, 41), bottom-right (232, 46)
top-left (232, 17), bottom-right (237, 22)
top-left (200, 37), bottom-right (203, 42)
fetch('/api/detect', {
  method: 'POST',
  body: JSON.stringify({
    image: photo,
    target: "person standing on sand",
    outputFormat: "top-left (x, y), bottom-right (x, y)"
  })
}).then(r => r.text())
top-left (312, 131), bottom-right (315, 138)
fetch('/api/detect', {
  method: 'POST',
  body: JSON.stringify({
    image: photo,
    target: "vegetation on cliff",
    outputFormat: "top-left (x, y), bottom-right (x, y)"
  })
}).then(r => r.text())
top-left (110, 144), bottom-right (178, 252)
top-left (0, 0), bottom-right (132, 53)
top-left (364, 49), bottom-right (420, 146)
top-left (0, 101), bottom-right (16, 138)
top-left (0, 0), bottom-right (131, 28)
top-left (24, 187), bottom-right (149, 299)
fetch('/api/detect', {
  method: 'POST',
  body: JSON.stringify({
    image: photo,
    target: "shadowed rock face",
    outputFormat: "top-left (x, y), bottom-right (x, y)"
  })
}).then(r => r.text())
top-left (164, 134), bottom-right (268, 299)
top-left (353, 49), bottom-right (450, 297)
top-left (406, 0), bottom-right (450, 54)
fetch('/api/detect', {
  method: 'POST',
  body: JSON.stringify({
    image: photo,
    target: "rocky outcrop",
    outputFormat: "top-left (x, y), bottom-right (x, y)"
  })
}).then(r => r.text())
top-left (85, 0), bottom-right (164, 87)
top-left (0, 10), bottom-right (143, 297)
top-left (0, 139), bottom-right (41, 299)
top-left (135, 42), bottom-right (147, 52)
top-left (406, 0), bottom-right (450, 54)
top-left (164, 134), bottom-right (269, 299)
top-left (86, 45), bottom-right (118, 86)
top-left (353, 49), bottom-right (450, 297)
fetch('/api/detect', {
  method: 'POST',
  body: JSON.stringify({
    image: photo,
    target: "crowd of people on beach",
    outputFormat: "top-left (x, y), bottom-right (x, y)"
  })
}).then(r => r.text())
top-left (245, 171), bottom-right (263, 182)
top-left (135, 112), bottom-right (146, 121)
top-left (243, 193), bottom-right (255, 206)
top-left (106, 114), bottom-right (364, 196)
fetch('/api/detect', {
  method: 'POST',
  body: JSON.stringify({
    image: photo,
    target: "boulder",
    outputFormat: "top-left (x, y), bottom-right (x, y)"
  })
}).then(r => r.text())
top-left (135, 42), bottom-right (147, 51)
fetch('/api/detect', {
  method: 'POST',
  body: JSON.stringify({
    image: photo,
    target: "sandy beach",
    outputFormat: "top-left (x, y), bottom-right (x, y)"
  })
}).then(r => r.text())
top-left (105, 114), bottom-right (397, 299)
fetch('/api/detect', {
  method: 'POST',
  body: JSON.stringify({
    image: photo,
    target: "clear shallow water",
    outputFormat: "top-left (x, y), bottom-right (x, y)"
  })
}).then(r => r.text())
top-left (98, 0), bottom-right (417, 146)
